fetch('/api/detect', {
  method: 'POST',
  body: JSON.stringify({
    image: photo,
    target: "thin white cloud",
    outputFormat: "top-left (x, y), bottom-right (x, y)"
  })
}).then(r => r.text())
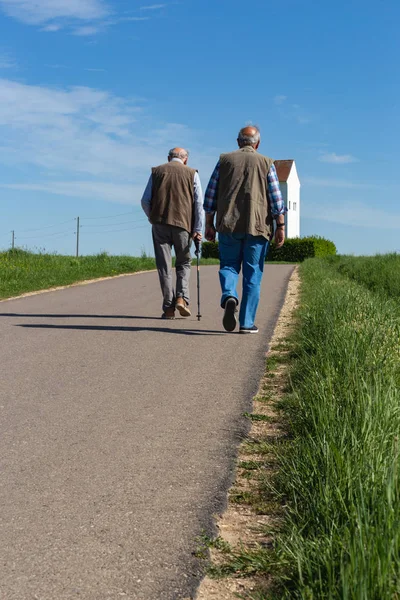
top-left (0, 1), bottom-right (151, 35)
top-left (118, 16), bottom-right (149, 21)
top-left (0, 181), bottom-right (142, 204)
top-left (274, 94), bottom-right (287, 105)
top-left (73, 25), bottom-right (102, 36)
top-left (0, 53), bottom-right (16, 69)
top-left (0, 0), bottom-right (109, 25)
top-left (45, 64), bottom-right (70, 69)
top-left (41, 24), bottom-right (62, 32)
top-left (140, 4), bottom-right (166, 9)
top-left (304, 200), bottom-right (400, 230)
top-left (0, 78), bottom-right (146, 175)
top-left (275, 96), bottom-right (311, 125)
top-left (0, 78), bottom-right (209, 206)
top-left (96, 16), bottom-right (149, 31)
top-left (297, 116), bottom-right (311, 125)
top-left (319, 152), bottom-right (359, 164)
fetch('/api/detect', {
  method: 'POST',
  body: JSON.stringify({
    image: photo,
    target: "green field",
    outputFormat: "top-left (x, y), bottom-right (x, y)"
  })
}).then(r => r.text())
top-left (0, 249), bottom-right (156, 299)
top-left (0, 249), bottom-right (220, 299)
top-left (327, 253), bottom-right (400, 300)
top-left (265, 255), bottom-right (400, 598)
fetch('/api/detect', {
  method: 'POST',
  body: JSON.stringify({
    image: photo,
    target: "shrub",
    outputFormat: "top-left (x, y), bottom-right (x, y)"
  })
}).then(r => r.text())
top-left (201, 236), bottom-right (336, 262)
top-left (201, 241), bottom-right (219, 259)
top-left (267, 236), bottom-right (336, 262)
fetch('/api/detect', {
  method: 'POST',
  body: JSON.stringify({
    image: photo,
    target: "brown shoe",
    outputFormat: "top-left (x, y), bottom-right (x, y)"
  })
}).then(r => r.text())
top-left (176, 297), bottom-right (191, 317)
top-left (161, 307), bottom-right (175, 320)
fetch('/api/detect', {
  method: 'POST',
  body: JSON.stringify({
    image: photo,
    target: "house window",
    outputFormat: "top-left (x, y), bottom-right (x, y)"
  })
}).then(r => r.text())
top-left (289, 201), bottom-right (291, 210)
top-left (293, 202), bottom-right (297, 211)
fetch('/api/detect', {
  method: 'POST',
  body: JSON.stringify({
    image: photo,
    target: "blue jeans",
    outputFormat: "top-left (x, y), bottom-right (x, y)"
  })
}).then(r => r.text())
top-left (219, 233), bottom-right (269, 329)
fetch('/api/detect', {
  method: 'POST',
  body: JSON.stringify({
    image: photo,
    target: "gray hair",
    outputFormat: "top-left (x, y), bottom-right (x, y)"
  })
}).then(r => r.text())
top-left (168, 148), bottom-right (189, 160)
top-left (237, 126), bottom-right (261, 147)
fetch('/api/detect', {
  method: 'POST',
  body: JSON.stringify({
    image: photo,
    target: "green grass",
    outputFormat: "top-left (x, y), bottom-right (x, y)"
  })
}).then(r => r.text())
top-left (264, 256), bottom-right (400, 598)
top-left (197, 257), bottom-right (220, 266)
top-left (326, 252), bottom-right (400, 301)
top-left (0, 249), bottom-right (220, 299)
top-left (0, 249), bottom-right (157, 299)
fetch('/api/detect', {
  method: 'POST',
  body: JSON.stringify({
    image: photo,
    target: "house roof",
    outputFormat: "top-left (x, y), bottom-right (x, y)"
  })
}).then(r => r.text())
top-left (274, 159), bottom-right (294, 182)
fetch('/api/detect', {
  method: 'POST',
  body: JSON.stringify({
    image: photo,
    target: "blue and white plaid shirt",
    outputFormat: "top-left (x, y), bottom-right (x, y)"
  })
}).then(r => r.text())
top-left (204, 161), bottom-right (286, 217)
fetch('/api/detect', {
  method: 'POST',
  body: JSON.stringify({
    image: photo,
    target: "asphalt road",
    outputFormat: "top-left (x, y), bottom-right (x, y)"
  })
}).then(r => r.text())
top-left (0, 265), bottom-right (294, 600)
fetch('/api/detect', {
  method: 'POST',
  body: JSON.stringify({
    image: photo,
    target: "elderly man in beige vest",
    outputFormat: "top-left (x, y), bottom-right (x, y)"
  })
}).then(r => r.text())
top-left (204, 126), bottom-right (286, 333)
top-left (141, 147), bottom-right (204, 319)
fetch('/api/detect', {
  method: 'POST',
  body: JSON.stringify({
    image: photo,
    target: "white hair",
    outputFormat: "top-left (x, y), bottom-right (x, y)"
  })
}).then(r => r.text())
top-left (238, 126), bottom-right (261, 147)
top-left (168, 148), bottom-right (189, 160)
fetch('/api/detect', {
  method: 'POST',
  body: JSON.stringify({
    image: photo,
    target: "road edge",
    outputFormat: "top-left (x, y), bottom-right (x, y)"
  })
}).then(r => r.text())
top-left (195, 266), bottom-right (300, 599)
top-left (0, 269), bottom-right (158, 303)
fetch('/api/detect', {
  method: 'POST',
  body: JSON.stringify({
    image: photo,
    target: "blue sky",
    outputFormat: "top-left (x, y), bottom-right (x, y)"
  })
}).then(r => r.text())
top-left (0, 0), bottom-right (398, 256)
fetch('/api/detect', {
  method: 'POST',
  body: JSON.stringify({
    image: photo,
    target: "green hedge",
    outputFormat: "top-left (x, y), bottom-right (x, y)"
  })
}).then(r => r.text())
top-left (201, 236), bottom-right (336, 262)
top-left (267, 236), bottom-right (336, 262)
top-left (201, 241), bottom-right (220, 259)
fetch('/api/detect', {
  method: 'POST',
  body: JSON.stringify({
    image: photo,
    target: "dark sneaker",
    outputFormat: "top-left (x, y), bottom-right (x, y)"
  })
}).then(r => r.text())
top-left (222, 298), bottom-right (237, 332)
top-left (239, 325), bottom-right (259, 334)
top-left (176, 297), bottom-right (191, 317)
top-left (161, 307), bottom-right (175, 320)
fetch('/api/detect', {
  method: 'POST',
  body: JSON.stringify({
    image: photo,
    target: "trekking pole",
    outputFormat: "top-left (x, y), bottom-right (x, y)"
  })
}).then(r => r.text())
top-left (194, 238), bottom-right (202, 321)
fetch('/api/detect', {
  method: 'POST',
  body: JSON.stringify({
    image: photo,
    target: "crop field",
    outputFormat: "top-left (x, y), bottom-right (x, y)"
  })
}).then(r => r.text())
top-left (0, 249), bottom-right (157, 299)
top-left (266, 255), bottom-right (400, 598)
top-left (327, 253), bottom-right (400, 300)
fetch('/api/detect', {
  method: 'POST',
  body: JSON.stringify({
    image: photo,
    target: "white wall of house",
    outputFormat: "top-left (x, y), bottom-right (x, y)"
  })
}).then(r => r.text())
top-left (287, 164), bottom-right (300, 238)
top-left (280, 163), bottom-right (300, 238)
top-left (279, 181), bottom-right (288, 235)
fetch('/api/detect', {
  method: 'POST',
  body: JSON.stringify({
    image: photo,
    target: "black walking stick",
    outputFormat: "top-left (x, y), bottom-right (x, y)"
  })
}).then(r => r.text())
top-left (194, 238), bottom-right (202, 321)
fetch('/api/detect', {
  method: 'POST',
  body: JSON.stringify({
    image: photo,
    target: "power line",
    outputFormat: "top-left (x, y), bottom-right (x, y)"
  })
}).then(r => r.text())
top-left (43, 232), bottom-right (74, 241)
top-left (5, 210), bottom-right (150, 254)
top-left (17, 229), bottom-right (74, 241)
top-left (17, 233), bottom-right (74, 246)
top-left (80, 211), bottom-right (137, 221)
top-left (18, 218), bottom-right (75, 233)
top-left (82, 224), bottom-right (148, 235)
top-left (82, 218), bottom-right (147, 228)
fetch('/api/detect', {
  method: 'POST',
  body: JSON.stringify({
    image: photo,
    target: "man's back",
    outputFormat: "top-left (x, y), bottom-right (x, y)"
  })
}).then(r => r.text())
top-left (150, 161), bottom-right (197, 233)
top-left (217, 147), bottom-right (274, 239)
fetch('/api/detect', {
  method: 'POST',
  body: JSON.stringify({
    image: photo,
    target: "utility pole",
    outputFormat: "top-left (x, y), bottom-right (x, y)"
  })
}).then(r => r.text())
top-left (76, 217), bottom-right (80, 258)
top-left (11, 230), bottom-right (15, 250)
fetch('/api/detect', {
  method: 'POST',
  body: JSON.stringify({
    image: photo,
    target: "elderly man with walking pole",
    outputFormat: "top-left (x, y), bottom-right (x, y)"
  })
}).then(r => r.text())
top-left (204, 126), bottom-right (286, 334)
top-left (141, 147), bottom-right (204, 320)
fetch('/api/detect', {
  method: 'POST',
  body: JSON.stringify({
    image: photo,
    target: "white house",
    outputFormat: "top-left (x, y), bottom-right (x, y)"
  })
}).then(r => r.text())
top-left (274, 160), bottom-right (300, 238)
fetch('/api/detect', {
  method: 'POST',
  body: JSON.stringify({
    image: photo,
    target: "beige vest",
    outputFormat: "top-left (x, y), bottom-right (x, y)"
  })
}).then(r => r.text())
top-left (216, 147), bottom-right (274, 239)
top-left (150, 161), bottom-right (196, 233)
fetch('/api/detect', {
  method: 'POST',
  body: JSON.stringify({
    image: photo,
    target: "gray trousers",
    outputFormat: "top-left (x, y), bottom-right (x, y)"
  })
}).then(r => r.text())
top-left (152, 224), bottom-right (192, 311)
